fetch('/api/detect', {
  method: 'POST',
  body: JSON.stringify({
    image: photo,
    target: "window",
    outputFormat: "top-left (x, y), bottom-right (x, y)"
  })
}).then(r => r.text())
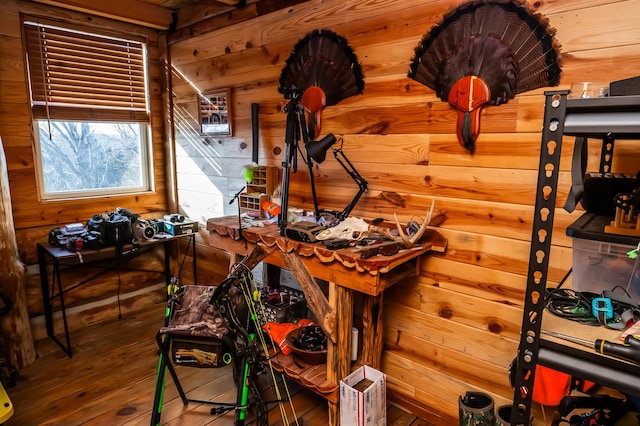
top-left (23, 19), bottom-right (152, 199)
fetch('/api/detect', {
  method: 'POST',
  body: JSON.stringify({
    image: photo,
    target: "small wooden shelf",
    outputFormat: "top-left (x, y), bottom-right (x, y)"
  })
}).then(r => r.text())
top-left (239, 166), bottom-right (279, 217)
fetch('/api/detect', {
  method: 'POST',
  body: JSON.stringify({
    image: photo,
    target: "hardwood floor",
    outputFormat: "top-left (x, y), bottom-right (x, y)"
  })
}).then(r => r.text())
top-left (4, 299), bottom-right (427, 425)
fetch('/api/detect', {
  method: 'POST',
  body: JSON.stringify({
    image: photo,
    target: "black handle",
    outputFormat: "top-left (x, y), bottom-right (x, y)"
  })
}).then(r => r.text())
top-left (595, 339), bottom-right (640, 364)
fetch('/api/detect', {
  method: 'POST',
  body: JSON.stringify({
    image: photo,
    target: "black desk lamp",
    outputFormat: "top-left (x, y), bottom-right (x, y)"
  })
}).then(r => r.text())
top-left (305, 134), bottom-right (368, 222)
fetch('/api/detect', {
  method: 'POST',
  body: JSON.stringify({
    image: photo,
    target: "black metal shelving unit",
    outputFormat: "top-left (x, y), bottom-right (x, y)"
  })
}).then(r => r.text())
top-left (510, 90), bottom-right (640, 425)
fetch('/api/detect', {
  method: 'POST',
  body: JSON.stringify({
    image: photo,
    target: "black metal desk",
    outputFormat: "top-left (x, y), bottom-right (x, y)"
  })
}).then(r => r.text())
top-left (37, 233), bottom-right (197, 357)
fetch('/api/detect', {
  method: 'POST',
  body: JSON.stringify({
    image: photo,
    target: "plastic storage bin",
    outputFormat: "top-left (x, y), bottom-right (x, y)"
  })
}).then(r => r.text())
top-left (567, 213), bottom-right (640, 303)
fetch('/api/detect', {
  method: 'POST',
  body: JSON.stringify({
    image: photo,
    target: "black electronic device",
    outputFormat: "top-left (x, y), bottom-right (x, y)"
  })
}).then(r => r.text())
top-left (324, 238), bottom-right (350, 250)
top-left (162, 218), bottom-right (198, 236)
top-left (581, 172), bottom-right (638, 216)
top-left (609, 75), bottom-right (640, 96)
top-left (284, 221), bottom-right (324, 243)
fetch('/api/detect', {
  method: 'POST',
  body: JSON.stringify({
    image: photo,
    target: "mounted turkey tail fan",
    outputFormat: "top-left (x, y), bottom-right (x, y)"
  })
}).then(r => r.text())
top-left (278, 29), bottom-right (365, 138)
top-left (408, 0), bottom-right (562, 153)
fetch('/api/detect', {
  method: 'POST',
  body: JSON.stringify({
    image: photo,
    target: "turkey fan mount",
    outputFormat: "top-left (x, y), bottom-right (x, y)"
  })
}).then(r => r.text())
top-left (278, 29), bottom-right (365, 138)
top-left (408, 0), bottom-right (562, 154)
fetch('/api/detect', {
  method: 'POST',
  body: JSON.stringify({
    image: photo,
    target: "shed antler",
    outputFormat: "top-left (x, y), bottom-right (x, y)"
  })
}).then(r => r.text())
top-left (395, 199), bottom-right (435, 248)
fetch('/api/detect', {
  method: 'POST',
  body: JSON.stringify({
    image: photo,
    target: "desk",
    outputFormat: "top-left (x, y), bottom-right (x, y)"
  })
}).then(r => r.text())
top-left (37, 233), bottom-right (197, 357)
top-left (207, 216), bottom-right (446, 424)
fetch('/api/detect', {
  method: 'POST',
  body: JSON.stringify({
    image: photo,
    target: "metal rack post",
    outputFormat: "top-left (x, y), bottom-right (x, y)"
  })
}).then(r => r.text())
top-left (511, 90), bottom-right (568, 425)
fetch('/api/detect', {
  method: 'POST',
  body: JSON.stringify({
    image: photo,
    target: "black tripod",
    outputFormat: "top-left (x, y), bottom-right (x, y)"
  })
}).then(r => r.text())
top-left (278, 91), bottom-right (319, 236)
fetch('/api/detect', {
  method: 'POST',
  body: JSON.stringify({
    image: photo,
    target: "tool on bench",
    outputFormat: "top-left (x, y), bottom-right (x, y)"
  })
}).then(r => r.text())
top-left (541, 330), bottom-right (640, 364)
top-left (356, 241), bottom-right (404, 259)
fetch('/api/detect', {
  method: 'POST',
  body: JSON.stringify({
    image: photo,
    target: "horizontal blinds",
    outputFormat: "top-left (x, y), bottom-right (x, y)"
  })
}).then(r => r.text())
top-left (24, 21), bottom-right (149, 122)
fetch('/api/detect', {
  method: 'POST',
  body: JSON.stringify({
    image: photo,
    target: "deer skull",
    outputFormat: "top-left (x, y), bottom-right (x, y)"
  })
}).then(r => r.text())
top-left (315, 217), bottom-right (370, 241)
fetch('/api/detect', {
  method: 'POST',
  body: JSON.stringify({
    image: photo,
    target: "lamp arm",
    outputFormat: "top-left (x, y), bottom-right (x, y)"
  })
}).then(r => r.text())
top-left (333, 148), bottom-right (368, 220)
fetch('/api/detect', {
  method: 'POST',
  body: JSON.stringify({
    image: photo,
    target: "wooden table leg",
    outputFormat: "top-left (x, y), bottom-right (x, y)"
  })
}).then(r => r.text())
top-left (362, 292), bottom-right (384, 369)
top-left (229, 252), bottom-right (237, 273)
top-left (279, 250), bottom-right (336, 343)
top-left (327, 282), bottom-right (354, 426)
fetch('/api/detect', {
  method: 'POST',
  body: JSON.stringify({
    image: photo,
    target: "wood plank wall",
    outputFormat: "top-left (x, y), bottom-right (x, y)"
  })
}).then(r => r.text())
top-left (0, 0), bottom-right (186, 341)
top-left (168, 0), bottom-right (640, 423)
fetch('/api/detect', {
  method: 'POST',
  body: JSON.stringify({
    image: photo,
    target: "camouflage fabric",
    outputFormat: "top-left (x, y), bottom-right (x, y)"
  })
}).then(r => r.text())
top-left (160, 285), bottom-right (230, 339)
top-left (458, 391), bottom-right (495, 426)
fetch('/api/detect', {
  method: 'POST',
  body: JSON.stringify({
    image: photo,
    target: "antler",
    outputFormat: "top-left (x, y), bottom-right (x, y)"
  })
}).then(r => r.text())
top-left (395, 199), bottom-right (435, 248)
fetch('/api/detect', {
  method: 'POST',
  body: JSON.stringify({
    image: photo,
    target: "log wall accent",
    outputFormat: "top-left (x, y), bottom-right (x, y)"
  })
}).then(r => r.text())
top-left (0, 0), bottom-right (198, 347)
top-left (168, 0), bottom-right (640, 423)
top-left (0, 136), bottom-right (36, 370)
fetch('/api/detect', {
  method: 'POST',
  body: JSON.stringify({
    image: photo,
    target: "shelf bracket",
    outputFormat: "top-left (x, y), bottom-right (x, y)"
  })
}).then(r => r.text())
top-left (511, 90), bottom-right (569, 425)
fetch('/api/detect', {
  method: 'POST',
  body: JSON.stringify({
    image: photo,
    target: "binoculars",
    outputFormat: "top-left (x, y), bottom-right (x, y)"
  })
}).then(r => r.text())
top-left (163, 214), bottom-right (185, 223)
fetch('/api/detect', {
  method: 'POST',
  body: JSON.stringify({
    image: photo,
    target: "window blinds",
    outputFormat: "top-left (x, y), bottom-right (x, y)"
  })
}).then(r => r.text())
top-left (23, 21), bottom-right (149, 122)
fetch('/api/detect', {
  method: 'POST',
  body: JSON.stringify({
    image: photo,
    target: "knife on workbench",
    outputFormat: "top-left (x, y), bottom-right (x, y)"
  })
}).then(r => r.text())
top-left (357, 241), bottom-right (404, 259)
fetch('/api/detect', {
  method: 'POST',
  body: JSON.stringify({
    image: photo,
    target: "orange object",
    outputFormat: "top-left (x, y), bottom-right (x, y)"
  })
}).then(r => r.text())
top-left (532, 365), bottom-right (595, 406)
top-left (262, 200), bottom-right (281, 216)
top-left (301, 86), bottom-right (327, 139)
top-left (263, 322), bottom-right (300, 355)
top-left (448, 75), bottom-right (490, 154)
top-left (262, 319), bottom-right (317, 355)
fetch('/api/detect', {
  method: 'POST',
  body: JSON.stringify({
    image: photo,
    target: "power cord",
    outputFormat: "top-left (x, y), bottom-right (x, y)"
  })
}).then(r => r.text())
top-left (544, 288), bottom-right (600, 326)
top-left (545, 286), bottom-right (639, 328)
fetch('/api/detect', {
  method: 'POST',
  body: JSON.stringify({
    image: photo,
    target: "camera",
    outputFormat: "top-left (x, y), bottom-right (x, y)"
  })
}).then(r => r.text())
top-left (282, 86), bottom-right (302, 100)
top-left (163, 214), bottom-right (185, 223)
top-left (133, 219), bottom-right (156, 240)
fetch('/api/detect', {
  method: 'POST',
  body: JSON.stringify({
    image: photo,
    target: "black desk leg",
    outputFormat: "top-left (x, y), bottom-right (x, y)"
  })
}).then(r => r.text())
top-left (164, 241), bottom-right (171, 289)
top-left (53, 260), bottom-right (73, 357)
top-left (163, 235), bottom-right (198, 287)
top-left (37, 244), bottom-right (73, 357)
top-left (191, 234), bottom-right (197, 285)
top-left (37, 245), bottom-right (54, 339)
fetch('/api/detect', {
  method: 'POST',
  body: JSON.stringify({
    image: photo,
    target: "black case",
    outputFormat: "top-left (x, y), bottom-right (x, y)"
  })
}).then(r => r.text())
top-left (580, 173), bottom-right (637, 216)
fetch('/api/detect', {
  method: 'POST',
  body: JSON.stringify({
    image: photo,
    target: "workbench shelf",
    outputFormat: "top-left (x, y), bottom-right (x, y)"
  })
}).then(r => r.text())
top-left (511, 91), bottom-right (640, 425)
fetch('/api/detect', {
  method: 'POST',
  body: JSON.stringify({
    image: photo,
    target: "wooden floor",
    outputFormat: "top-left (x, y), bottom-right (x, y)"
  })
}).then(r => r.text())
top-left (4, 300), bottom-right (428, 425)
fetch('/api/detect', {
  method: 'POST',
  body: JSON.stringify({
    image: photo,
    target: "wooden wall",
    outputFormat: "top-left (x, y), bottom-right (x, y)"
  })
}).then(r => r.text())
top-left (168, 0), bottom-right (640, 424)
top-left (0, 0), bottom-right (189, 341)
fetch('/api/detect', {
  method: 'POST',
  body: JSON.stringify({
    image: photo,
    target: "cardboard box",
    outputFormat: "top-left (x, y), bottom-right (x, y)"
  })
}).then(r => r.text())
top-left (340, 365), bottom-right (386, 426)
top-left (162, 219), bottom-right (199, 236)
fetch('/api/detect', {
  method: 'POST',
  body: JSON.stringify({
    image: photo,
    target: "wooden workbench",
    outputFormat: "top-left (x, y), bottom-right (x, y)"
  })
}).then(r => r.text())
top-left (206, 216), bottom-right (446, 425)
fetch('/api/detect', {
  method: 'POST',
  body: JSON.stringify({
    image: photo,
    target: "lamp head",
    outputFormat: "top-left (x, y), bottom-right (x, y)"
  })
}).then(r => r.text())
top-left (305, 133), bottom-right (337, 163)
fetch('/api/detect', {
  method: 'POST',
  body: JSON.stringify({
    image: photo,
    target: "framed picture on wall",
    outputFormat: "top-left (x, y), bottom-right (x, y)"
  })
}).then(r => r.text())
top-left (200, 89), bottom-right (232, 136)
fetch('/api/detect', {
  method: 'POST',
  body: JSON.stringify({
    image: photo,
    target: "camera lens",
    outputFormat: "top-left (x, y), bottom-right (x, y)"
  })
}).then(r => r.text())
top-left (142, 226), bottom-right (155, 239)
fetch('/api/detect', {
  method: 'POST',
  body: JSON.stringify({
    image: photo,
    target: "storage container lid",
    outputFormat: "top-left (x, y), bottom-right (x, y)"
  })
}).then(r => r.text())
top-left (566, 212), bottom-right (640, 246)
